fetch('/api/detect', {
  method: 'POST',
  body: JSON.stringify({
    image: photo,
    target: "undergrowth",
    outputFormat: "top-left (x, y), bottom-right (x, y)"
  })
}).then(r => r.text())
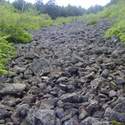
top-left (80, 0), bottom-right (125, 42)
top-left (0, 2), bottom-right (53, 75)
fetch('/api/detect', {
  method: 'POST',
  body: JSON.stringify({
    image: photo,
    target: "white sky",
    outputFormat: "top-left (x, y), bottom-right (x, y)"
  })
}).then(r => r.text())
top-left (9, 0), bottom-right (111, 9)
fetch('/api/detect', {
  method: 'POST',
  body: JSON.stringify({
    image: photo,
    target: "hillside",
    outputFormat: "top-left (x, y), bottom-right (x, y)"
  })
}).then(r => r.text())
top-left (0, 2), bottom-right (53, 74)
top-left (81, 0), bottom-right (125, 42)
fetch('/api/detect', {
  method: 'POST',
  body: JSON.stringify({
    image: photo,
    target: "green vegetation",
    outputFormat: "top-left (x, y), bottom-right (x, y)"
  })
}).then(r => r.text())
top-left (0, 36), bottom-right (16, 75)
top-left (80, 0), bottom-right (125, 42)
top-left (0, 2), bottom-right (53, 75)
top-left (112, 120), bottom-right (124, 125)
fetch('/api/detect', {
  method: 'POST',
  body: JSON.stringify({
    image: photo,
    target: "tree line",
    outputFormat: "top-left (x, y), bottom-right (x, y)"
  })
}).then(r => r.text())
top-left (5, 0), bottom-right (103, 19)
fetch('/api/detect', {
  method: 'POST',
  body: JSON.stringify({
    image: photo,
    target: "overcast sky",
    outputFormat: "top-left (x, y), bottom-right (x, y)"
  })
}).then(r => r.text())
top-left (9, 0), bottom-right (111, 9)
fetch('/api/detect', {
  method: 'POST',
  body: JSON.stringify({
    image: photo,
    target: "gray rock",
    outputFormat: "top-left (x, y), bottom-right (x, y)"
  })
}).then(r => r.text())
top-left (101, 69), bottom-right (109, 78)
top-left (16, 104), bottom-right (29, 118)
top-left (90, 78), bottom-right (102, 90)
top-left (93, 121), bottom-right (110, 125)
top-left (86, 100), bottom-right (99, 115)
top-left (110, 111), bottom-right (125, 122)
top-left (79, 108), bottom-right (88, 120)
top-left (115, 78), bottom-right (125, 86)
top-left (31, 58), bottom-right (49, 75)
top-left (64, 118), bottom-right (79, 125)
top-left (113, 101), bottom-right (125, 113)
top-left (57, 77), bottom-right (68, 83)
top-left (55, 108), bottom-right (64, 119)
top-left (0, 108), bottom-right (10, 119)
top-left (109, 90), bottom-right (117, 97)
top-left (26, 109), bottom-right (56, 125)
top-left (14, 66), bottom-right (26, 73)
top-left (0, 83), bottom-right (26, 95)
top-left (66, 67), bottom-right (79, 76)
top-left (60, 93), bottom-right (88, 103)
top-left (59, 83), bottom-right (75, 92)
top-left (80, 117), bottom-right (98, 125)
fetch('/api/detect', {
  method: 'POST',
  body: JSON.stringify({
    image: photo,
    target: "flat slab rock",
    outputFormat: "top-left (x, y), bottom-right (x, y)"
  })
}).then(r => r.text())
top-left (0, 83), bottom-right (26, 95)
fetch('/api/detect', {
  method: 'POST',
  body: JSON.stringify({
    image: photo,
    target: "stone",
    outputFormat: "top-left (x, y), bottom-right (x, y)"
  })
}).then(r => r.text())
top-left (55, 108), bottom-right (64, 119)
top-left (80, 117), bottom-right (98, 125)
top-left (90, 78), bottom-right (102, 90)
top-left (115, 78), bottom-right (125, 86)
top-left (64, 118), bottom-right (79, 125)
top-left (110, 111), bottom-right (125, 122)
top-left (79, 107), bottom-right (88, 120)
top-left (26, 109), bottom-right (56, 125)
top-left (22, 95), bottom-right (36, 104)
top-left (59, 83), bottom-right (75, 92)
top-left (93, 111), bottom-right (104, 119)
top-left (57, 77), bottom-right (68, 83)
top-left (16, 104), bottom-right (29, 118)
top-left (66, 67), bottom-right (79, 76)
top-left (113, 101), bottom-right (125, 113)
top-left (0, 83), bottom-right (26, 95)
top-left (60, 93), bottom-right (88, 103)
top-left (101, 69), bottom-right (109, 78)
top-left (85, 72), bottom-right (95, 81)
top-left (86, 100), bottom-right (99, 115)
top-left (31, 58), bottom-right (49, 75)
top-left (109, 90), bottom-right (117, 97)
top-left (0, 108), bottom-right (10, 119)
top-left (93, 121), bottom-right (110, 125)
top-left (14, 66), bottom-right (26, 74)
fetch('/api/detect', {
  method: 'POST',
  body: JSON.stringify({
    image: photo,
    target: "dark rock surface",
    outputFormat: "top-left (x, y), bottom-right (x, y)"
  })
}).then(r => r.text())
top-left (1, 20), bottom-right (125, 124)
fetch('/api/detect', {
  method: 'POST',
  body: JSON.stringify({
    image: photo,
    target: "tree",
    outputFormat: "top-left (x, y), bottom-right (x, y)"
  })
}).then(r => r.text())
top-left (87, 5), bottom-right (103, 14)
top-left (47, 0), bottom-right (56, 5)
top-left (35, 0), bottom-right (45, 13)
top-left (13, 0), bottom-right (26, 12)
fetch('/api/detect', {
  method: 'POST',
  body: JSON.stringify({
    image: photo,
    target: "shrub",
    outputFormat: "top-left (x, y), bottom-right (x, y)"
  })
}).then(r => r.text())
top-left (0, 3), bottom-right (53, 75)
top-left (0, 36), bottom-right (16, 75)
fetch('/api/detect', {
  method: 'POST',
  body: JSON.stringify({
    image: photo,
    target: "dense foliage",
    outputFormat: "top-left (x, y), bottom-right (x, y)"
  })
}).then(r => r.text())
top-left (0, 1), bottom-right (53, 74)
top-left (0, 37), bottom-right (16, 74)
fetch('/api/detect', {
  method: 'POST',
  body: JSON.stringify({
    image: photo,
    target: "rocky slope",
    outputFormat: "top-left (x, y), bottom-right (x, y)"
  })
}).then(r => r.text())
top-left (0, 20), bottom-right (125, 125)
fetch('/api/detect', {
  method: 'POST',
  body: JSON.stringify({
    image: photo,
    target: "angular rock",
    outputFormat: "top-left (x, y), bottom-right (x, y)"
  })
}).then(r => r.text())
top-left (64, 118), bottom-right (79, 125)
top-left (0, 83), bottom-right (26, 95)
top-left (101, 69), bottom-right (109, 78)
top-left (0, 108), bottom-right (10, 119)
top-left (26, 109), bottom-right (56, 125)
top-left (59, 83), bottom-right (75, 92)
top-left (80, 117), bottom-right (98, 125)
top-left (90, 78), bottom-right (102, 90)
top-left (109, 90), bottom-right (117, 98)
top-left (60, 93), bottom-right (88, 103)
top-left (16, 104), bottom-right (29, 118)
top-left (79, 107), bottom-right (88, 120)
top-left (115, 78), bottom-right (125, 86)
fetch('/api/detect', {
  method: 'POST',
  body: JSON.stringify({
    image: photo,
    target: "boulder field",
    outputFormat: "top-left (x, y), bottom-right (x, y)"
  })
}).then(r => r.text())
top-left (0, 20), bottom-right (125, 125)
